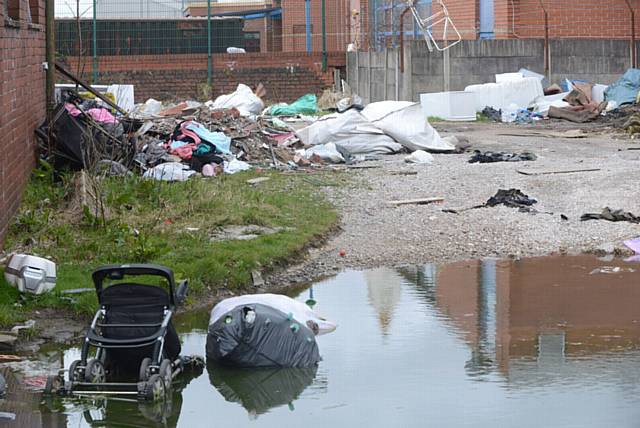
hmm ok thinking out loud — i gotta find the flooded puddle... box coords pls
[2,255,640,427]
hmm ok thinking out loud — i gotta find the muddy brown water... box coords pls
[1,255,640,427]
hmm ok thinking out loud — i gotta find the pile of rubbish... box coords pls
[38,72,456,182]
[423,68,640,126]
[468,151,536,164]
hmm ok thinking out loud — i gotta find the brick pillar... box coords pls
[493,0,513,39]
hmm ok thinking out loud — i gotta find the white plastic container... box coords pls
[420,91,476,121]
[464,77,544,113]
[4,254,56,295]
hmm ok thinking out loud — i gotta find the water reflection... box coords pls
[4,255,640,427]
[208,365,320,418]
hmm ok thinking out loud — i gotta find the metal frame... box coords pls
[409,0,461,52]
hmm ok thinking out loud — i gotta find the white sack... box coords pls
[305,143,345,163]
[296,109,402,155]
[208,84,264,117]
[362,102,455,152]
[209,293,337,335]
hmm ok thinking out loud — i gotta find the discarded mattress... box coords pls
[361,102,455,152]
[206,294,336,368]
[295,109,403,156]
[604,68,640,106]
[465,77,544,112]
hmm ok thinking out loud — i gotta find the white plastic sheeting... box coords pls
[465,77,544,113]
[296,109,403,156]
[209,293,338,335]
[207,84,264,117]
[305,143,345,163]
[362,102,455,152]
[296,102,452,155]
[530,92,571,116]
[142,162,196,181]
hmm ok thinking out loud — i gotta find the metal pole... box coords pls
[305,0,312,52]
[207,0,212,87]
[322,0,327,71]
[624,0,637,68]
[46,0,55,118]
[92,0,97,82]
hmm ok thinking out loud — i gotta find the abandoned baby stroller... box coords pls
[45,264,203,401]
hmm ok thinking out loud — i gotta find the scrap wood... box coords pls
[387,197,444,206]
[55,62,127,115]
[246,177,270,185]
[516,168,600,176]
[390,171,418,176]
[0,354,22,362]
[497,129,588,139]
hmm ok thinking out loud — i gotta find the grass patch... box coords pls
[0,167,339,326]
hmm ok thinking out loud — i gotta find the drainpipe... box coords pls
[322,0,327,71]
[305,0,311,52]
[398,6,411,73]
[207,0,212,87]
[624,0,637,68]
[92,0,97,82]
[537,0,550,80]
[45,0,56,119]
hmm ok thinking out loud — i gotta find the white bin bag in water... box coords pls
[295,109,403,156]
[361,102,455,153]
[209,293,337,335]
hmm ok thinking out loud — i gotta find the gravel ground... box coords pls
[267,121,640,286]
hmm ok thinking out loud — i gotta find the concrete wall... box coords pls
[0,0,46,248]
[347,39,635,103]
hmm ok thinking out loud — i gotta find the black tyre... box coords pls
[84,359,106,384]
[69,360,83,382]
[139,357,152,382]
[44,375,63,395]
[159,359,172,389]
[142,374,166,402]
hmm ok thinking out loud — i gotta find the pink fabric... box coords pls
[64,103,117,124]
[87,108,117,124]
[65,103,82,116]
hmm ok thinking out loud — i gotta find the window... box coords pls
[6,0,20,21]
[28,0,40,24]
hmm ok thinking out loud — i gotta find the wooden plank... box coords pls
[387,197,444,206]
[516,168,600,176]
[246,177,271,185]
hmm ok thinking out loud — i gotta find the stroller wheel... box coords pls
[142,374,166,401]
[139,357,152,382]
[159,359,172,389]
[44,375,63,395]
[84,359,106,383]
[69,360,83,382]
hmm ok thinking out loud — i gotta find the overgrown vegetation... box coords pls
[0,165,339,326]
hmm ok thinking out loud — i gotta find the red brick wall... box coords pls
[0,0,46,248]
[63,52,344,103]
[282,0,351,52]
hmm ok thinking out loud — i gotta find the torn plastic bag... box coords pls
[208,84,264,117]
[361,102,455,153]
[604,69,640,106]
[206,303,321,368]
[305,143,345,163]
[142,162,196,181]
[296,109,402,155]
[210,293,337,335]
[267,94,318,116]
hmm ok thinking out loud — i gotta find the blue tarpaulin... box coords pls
[604,69,640,106]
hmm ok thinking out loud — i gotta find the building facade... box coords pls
[0,0,46,248]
